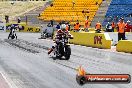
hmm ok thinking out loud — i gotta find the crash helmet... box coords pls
[60,24,66,31]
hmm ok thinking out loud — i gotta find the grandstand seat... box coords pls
[103,0,132,26]
[39,0,102,26]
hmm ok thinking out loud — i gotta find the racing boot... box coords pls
[48,48,53,55]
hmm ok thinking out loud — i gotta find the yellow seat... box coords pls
[39,0,102,27]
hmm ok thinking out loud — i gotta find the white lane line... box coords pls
[1,72,18,88]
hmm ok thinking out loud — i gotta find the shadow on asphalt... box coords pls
[49,56,68,60]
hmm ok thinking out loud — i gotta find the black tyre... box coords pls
[56,51,63,59]
[79,76,86,85]
[8,34,11,39]
[56,43,63,59]
[11,35,15,39]
[8,36,10,39]
[16,35,17,39]
[65,45,71,60]
[76,75,86,86]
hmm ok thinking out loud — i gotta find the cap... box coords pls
[120,17,124,20]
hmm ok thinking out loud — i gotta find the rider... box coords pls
[8,24,15,36]
[48,24,73,55]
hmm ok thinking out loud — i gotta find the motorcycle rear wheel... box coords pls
[65,46,71,60]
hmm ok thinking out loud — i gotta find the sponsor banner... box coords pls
[69,32,111,49]
[76,74,131,85]
[24,26,40,33]
[86,74,130,83]
[5,23,40,33]
[6,23,26,32]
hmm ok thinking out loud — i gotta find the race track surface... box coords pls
[0,32,132,88]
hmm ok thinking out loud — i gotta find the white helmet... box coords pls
[60,24,66,30]
[127,20,130,23]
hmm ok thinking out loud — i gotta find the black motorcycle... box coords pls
[8,29,17,39]
[54,34,72,60]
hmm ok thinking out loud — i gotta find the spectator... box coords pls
[47,23,52,27]
[17,17,21,23]
[11,1,14,5]
[125,20,132,32]
[56,23,60,29]
[95,21,102,33]
[38,14,40,17]
[116,17,126,41]
[72,1,75,8]
[95,2,98,5]
[5,15,9,23]
[50,20,53,27]
[74,20,81,32]
[115,16,118,23]
[50,3,53,7]
[65,22,70,31]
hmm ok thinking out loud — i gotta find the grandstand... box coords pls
[103,0,132,26]
[38,0,132,28]
[1,0,131,28]
[0,0,46,1]
[0,1,45,22]
[39,0,103,26]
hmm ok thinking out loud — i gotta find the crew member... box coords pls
[74,20,81,32]
[117,17,126,41]
[65,22,70,31]
[95,21,102,33]
[84,16,89,32]
[111,21,115,32]
[125,20,131,32]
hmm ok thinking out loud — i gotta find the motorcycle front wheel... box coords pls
[65,45,71,60]
[56,42,65,59]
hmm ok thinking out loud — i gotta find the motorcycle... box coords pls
[40,24,54,39]
[8,29,17,39]
[54,34,72,60]
[41,29,48,39]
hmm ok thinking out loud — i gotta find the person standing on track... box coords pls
[95,21,102,33]
[84,16,89,32]
[116,17,126,41]
[111,21,115,32]
[74,20,81,32]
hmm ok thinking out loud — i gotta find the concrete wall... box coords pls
[69,31,111,49]
[108,32,132,46]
